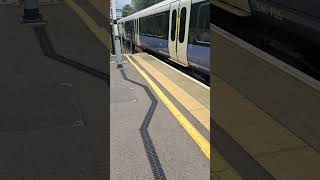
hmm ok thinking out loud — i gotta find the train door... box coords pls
[134,19,137,44]
[168,1,179,62]
[133,19,140,46]
[136,18,140,46]
[129,20,133,43]
[176,0,191,66]
[169,0,191,66]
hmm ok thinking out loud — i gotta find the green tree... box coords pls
[122,4,134,17]
[131,0,164,12]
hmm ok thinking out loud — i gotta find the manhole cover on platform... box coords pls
[0,82,84,132]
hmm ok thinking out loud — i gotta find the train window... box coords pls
[154,13,166,38]
[143,17,148,35]
[171,10,177,41]
[129,20,134,39]
[146,16,153,36]
[143,18,146,35]
[147,16,152,36]
[196,3,210,44]
[138,12,169,39]
[159,14,163,37]
[139,18,143,35]
[145,17,150,35]
[179,7,187,43]
[142,17,146,35]
[153,15,159,37]
[164,11,169,39]
[140,17,145,35]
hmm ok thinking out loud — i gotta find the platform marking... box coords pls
[147,53,210,90]
[133,55,210,131]
[127,55,210,159]
[130,54,243,178]
[65,0,111,50]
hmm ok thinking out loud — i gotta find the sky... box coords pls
[117,0,131,8]
[111,0,131,18]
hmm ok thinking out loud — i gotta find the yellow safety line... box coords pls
[127,55,210,159]
[64,0,111,49]
[134,55,210,130]
[63,2,240,177]
[128,55,242,179]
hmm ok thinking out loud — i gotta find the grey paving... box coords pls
[110,57,209,180]
[139,53,210,110]
[0,4,108,180]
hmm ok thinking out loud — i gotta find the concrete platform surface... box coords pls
[211,25,320,180]
[110,55,210,180]
[0,2,108,179]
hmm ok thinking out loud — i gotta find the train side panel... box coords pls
[187,1,210,75]
[139,35,169,57]
[212,0,320,45]
[250,0,320,45]
[138,11,170,56]
[212,0,251,16]
[120,0,210,75]
[268,0,320,19]
[188,45,210,74]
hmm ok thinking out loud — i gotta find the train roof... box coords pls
[118,0,207,23]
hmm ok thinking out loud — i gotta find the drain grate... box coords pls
[120,69,167,180]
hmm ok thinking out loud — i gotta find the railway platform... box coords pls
[212,25,320,180]
[0,1,108,179]
[110,53,230,179]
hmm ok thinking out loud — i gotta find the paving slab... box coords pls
[110,56,209,180]
[212,25,320,179]
[0,3,108,179]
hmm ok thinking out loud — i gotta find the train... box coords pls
[118,0,210,76]
[212,0,320,45]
